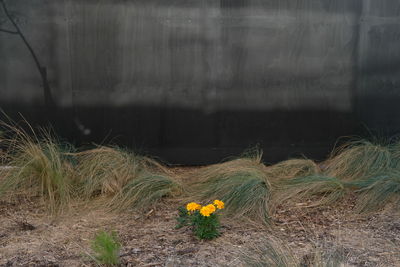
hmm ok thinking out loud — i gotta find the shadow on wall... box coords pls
[1,0,400,164]
[0,0,56,110]
[1,103,360,165]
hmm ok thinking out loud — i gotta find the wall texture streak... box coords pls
[0,0,399,164]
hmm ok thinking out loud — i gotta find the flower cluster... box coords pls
[200,204,216,217]
[186,200,224,217]
[176,200,225,240]
[213,199,224,210]
[186,202,201,212]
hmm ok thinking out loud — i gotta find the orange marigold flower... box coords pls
[213,200,224,209]
[200,206,212,217]
[206,204,216,213]
[186,202,201,212]
[200,204,216,217]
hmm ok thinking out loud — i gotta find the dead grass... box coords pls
[74,147,143,199]
[390,140,400,169]
[351,170,400,213]
[110,172,184,211]
[270,175,347,211]
[73,146,184,211]
[0,122,74,214]
[1,119,400,218]
[266,158,320,183]
[324,140,394,181]
[186,153,272,225]
[0,120,183,214]
[237,236,349,267]
[266,139,400,212]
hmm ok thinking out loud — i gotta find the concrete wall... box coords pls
[1,0,400,164]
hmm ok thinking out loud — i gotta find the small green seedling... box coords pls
[91,230,121,266]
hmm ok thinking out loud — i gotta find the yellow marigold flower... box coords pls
[186,202,201,212]
[200,206,211,217]
[206,204,216,213]
[213,200,224,209]
[200,204,216,217]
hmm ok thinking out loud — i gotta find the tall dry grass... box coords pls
[110,172,183,211]
[0,119,183,213]
[186,151,272,224]
[324,140,394,181]
[350,170,400,212]
[270,139,400,212]
[74,147,143,198]
[237,236,348,267]
[1,117,400,217]
[265,159,319,183]
[0,122,74,214]
[270,175,347,211]
[73,146,183,210]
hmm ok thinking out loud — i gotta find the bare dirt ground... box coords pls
[1,195,399,267]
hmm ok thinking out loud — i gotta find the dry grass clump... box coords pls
[238,237,298,266]
[110,172,184,211]
[237,237,348,267]
[259,158,324,211]
[267,139,400,212]
[187,152,271,224]
[390,141,400,169]
[0,119,183,213]
[270,175,346,211]
[351,170,400,213]
[268,140,399,211]
[74,147,143,199]
[74,146,182,210]
[265,159,319,183]
[2,117,400,217]
[0,124,74,214]
[324,140,394,181]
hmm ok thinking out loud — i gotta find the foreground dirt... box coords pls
[0,196,399,267]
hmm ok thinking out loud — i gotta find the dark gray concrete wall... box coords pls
[0,0,399,164]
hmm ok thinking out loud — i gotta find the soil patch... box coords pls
[1,196,399,266]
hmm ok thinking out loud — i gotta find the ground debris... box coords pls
[0,199,399,266]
